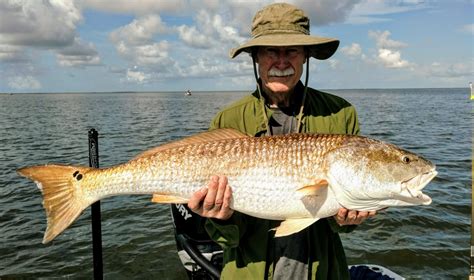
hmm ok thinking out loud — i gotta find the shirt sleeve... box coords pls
[205,212,249,248]
[345,105,360,135]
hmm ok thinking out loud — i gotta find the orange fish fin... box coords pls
[132,128,249,159]
[273,218,320,237]
[296,179,329,196]
[17,165,93,244]
[151,194,189,204]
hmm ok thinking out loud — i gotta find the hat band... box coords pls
[252,24,309,38]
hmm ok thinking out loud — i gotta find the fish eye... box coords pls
[402,156,411,164]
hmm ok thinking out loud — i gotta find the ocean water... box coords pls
[0,88,470,279]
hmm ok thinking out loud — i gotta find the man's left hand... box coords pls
[334,208,376,226]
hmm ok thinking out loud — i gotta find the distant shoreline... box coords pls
[0,87,468,95]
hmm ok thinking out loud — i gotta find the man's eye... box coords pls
[287,49,299,55]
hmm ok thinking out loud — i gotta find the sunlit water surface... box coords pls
[0,88,470,279]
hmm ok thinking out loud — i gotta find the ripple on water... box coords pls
[1,89,470,279]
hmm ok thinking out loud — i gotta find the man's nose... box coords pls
[274,50,290,65]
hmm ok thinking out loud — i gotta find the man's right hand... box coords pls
[188,175,234,220]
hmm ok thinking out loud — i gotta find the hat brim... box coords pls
[230,33,339,60]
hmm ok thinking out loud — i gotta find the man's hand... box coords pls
[188,175,234,220]
[334,208,376,226]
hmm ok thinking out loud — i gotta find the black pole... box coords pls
[88,129,103,279]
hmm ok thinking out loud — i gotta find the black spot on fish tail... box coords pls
[76,174,83,181]
[73,171,79,177]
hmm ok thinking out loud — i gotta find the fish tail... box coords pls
[17,165,93,244]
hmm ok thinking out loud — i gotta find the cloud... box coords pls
[109,15,168,45]
[7,75,41,90]
[0,0,81,47]
[427,61,474,78]
[460,23,474,35]
[348,0,430,24]
[56,38,101,67]
[108,7,249,84]
[296,0,362,26]
[341,43,362,58]
[109,15,175,69]
[328,59,340,69]
[377,48,410,68]
[368,30,407,49]
[125,67,149,83]
[177,25,210,49]
[0,0,102,78]
[0,44,28,62]
[177,10,242,49]
[83,0,188,15]
[368,30,411,68]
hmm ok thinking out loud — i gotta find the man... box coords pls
[188,3,375,279]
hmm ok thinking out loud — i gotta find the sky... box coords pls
[0,0,473,93]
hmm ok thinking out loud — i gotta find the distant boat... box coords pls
[470,82,473,100]
[185,90,192,96]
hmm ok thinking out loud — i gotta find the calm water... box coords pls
[0,88,470,279]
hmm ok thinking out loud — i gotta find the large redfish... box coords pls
[17,129,436,244]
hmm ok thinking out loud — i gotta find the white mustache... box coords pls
[268,68,294,77]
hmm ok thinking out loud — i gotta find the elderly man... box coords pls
[188,3,375,279]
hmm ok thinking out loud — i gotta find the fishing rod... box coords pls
[467,82,473,280]
[88,129,103,280]
[471,118,474,280]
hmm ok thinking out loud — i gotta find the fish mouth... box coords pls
[398,169,437,205]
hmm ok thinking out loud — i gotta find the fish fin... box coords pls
[296,179,329,196]
[151,194,189,204]
[17,165,93,244]
[273,218,320,237]
[132,128,249,159]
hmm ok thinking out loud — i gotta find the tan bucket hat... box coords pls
[230,3,339,60]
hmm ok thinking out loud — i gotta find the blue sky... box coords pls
[0,0,472,93]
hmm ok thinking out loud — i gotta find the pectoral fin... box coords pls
[152,194,188,204]
[273,218,320,237]
[296,179,329,196]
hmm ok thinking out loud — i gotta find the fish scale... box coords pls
[17,128,436,243]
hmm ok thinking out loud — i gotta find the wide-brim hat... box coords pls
[230,3,339,60]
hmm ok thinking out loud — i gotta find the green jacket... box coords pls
[206,82,360,279]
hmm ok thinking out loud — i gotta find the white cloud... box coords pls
[368,30,411,69]
[377,48,410,68]
[56,38,101,67]
[177,10,243,49]
[0,0,103,90]
[427,61,473,78]
[7,75,41,90]
[460,23,474,35]
[177,25,210,49]
[328,59,340,69]
[109,15,168,45]
[126,68,149,83]
[108,7,248,84]
[341,43,362,58]
[134,42,173,65]
[296,0,361,26]
[82,0,188,15]
[349,0,430,24]
[0,0,82,47]
[0,44,27,62]
[109,15,174,69]
[368,30,407,49]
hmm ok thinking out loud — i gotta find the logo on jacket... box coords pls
[176,204,193,220]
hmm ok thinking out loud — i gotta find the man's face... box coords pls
[256,46,306,95]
